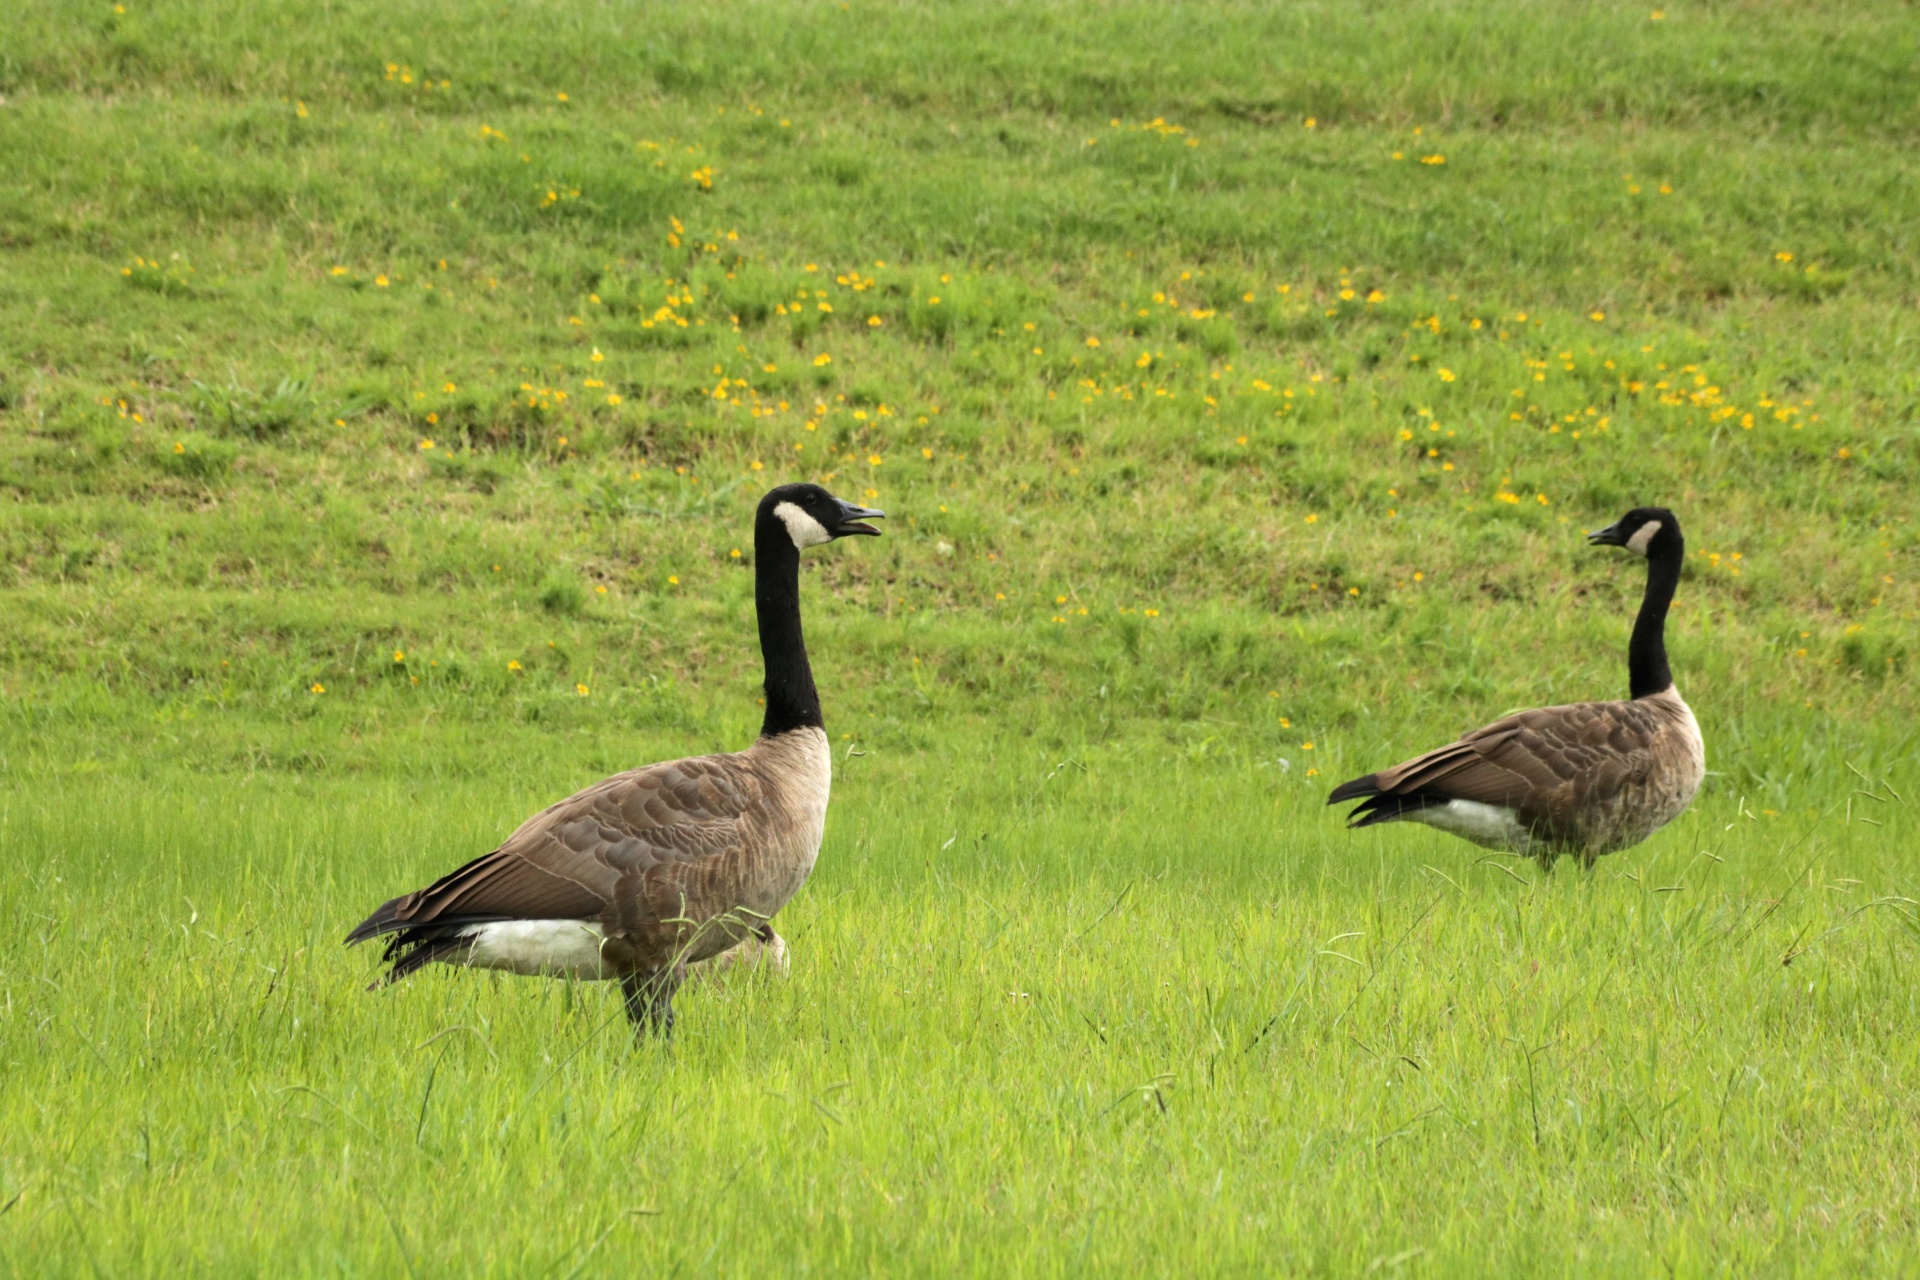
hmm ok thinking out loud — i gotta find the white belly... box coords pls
[456,919,616,979]
[1409,800,1538,853]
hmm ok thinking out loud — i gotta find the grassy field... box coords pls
[2,0,1918,1272]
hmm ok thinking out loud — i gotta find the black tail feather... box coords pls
[376,926,479,985]
[343,895,413,946]
[1339,791,1452,830]
[346,901,512,987]
[1326,773,1383,805]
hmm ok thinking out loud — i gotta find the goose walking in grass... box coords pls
[1329,506,1704,867]
[346,483,884,1034]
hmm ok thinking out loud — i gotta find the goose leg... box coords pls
[621,969,681,1037]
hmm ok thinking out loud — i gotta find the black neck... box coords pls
[1629,538,1682,699]
[753,521,822,737]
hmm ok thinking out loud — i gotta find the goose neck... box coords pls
[752,524,822,736]
[1629,538,1682,699]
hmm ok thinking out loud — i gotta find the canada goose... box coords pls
[345,483,884,1034]
[1328,507,1704,866]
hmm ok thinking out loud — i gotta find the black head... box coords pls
[1587,506,1682,559]
[756,483,886,549]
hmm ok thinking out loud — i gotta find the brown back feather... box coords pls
[372,754,762,942]
[1356,700,1671,836]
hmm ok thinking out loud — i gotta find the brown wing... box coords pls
[1334,700,1663,836]
[346,753,761,966]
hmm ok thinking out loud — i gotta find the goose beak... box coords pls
[832,499,886,537]
[1587,521,1626,547]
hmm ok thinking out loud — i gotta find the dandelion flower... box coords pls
[310,683,326,694]
[813,353,832,366]
[507,660,523,671]
[575,683,589,696]
[730,548,742,559]
[1438,368,1456,382]
[393,650,406,663]
[668,575,680,585]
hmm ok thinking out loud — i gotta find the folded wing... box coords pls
[1330,702,1657,840]
[346,754,761,979]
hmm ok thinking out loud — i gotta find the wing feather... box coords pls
[349,754,761,938]
[1332,701,1666,837]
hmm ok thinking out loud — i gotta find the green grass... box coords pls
[2,0,1918,1272]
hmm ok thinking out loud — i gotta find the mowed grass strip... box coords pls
[1,0,1917,1272]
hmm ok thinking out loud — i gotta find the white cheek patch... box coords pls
[1625,519,1663,557]
[773,501,832,548]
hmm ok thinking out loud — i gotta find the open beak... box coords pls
[833,499,886,537]
[1586,521,1626,547]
